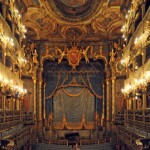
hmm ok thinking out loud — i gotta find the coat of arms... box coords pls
[56,45,90,69]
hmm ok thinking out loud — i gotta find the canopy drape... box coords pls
[45,62,103,99]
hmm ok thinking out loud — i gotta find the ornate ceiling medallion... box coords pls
[45,0,102,24]
[60,0,88,7]
[61,26,87,40]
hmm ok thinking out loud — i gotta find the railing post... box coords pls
[3,110,5,124]
[126,110,128,126]
[143,109,145,123]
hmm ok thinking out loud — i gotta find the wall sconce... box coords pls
[0,23,14,50]
[122,70,150,97]
[19,57,27,68]
[0,73,27,97]
[9,1,27,38]
[144,71,150,82]
[121,56,130,67]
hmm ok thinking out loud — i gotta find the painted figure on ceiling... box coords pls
[61,0,87,7]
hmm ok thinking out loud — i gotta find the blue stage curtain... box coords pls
[45,71,60,99]
[96,97,103,117]
[45,62,103,99]
[52,87,95,129]
[44,61,104,122]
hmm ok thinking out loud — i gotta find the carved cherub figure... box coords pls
[109,48,116,63]
[82,45,90,63]
[56,47,66,64]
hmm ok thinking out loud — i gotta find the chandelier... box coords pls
[0,24,14,50]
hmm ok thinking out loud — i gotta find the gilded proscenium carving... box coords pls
[37,67,43,121]
[111,77,116,122]
[32,77,37,121]
[56,45,90,69]
[43,83,46,120]
[102,83,105,125]
[106,77,111,121]
[93,45,108,65]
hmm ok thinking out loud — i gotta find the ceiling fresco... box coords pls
[20,0,124,42]
[47,0,102,22]
[59,0,88,7]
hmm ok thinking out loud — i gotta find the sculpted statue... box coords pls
[82,45,90,63]
[56,47,66,64]
[109,48,116,63]
[32,49,38,64]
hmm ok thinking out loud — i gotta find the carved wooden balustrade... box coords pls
[0,110,34,130]
[117,126,141,150]
[126,109,150,132]
[23,112,34,125]
[0,110,23,130]
[4,126,32,150]
[115,109,150,132]
[114,111,125,125]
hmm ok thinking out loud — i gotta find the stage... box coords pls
[56,129,91,139]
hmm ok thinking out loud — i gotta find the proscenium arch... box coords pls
[41,55,55,67]
[43,58,106,128]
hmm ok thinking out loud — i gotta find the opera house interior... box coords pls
[0,0,150,150]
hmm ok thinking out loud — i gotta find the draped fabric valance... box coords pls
[44,61,104,99]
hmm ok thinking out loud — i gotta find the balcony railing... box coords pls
[23,112,34,125]
[114,109,150,132]
[117,126,142,150]
[2,126,32,150]
[0,110,23,130]
[0,110,34,130]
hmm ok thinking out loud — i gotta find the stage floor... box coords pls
[55,129,91,138]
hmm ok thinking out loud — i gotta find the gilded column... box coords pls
[43,83,46,120]
[111,77,116,122]
[106,78,111,121]
[3,94,5,110]
[37,67,43,121]
[32,77,37,121]
[102,83,105,125]
[142,94,146,109]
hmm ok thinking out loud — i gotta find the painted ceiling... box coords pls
[18,0,125,42]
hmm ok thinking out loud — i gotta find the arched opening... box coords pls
[43,59,105,138]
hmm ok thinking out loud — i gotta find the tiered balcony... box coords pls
[117,126,142,150]
[1,126,32,150]
[126,109,150,132]
[115,109,150,132]
[0,111,34,149]
[0,110,34,130]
